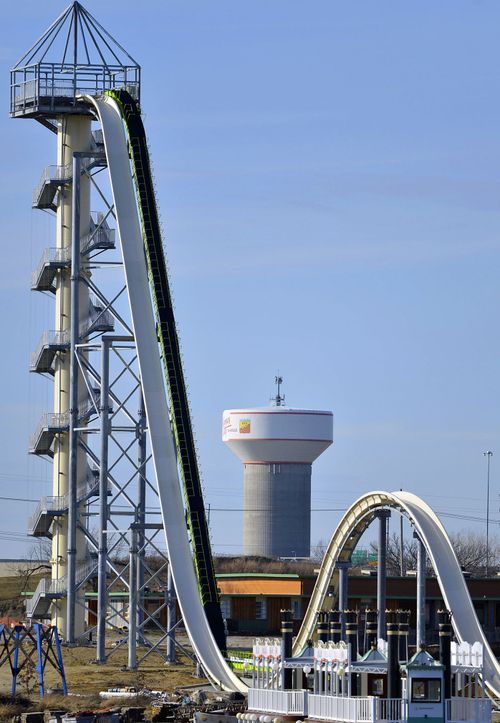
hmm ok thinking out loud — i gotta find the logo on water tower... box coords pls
[239,418,251,434]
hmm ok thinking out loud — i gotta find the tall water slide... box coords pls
[87,93,500,697]
[87,94,244,693]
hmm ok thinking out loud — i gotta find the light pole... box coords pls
[483,451,493,577]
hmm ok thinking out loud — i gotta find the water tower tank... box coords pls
[222,392,333,557]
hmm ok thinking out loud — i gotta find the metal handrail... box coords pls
[32,164,72,206]
[11,61,140,117]
[29,412,69,449]
[81,219,115,254]
[26,559,98,616]
[30,395,100,449]
[28,469,99,533]
[31,247,71,288]
[30,330,70,370]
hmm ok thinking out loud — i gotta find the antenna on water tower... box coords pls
[273,374,285,407]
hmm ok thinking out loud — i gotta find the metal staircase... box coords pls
[81,212,115,255]
[29,394,106,457]
[30,330,70,374]
[30,299,114,377]
[31,247,70,293]
[32,164,71,210]
[32,148,107,212]
[28,465,100,537]
[26,560,98,619]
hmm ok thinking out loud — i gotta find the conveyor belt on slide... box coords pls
[87,94,244,692]
[104,89,225,652]
[294,490,500,700]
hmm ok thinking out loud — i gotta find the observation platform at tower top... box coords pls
[222,406,334,464]
[10,2,140,121]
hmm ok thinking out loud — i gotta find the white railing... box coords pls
[30,330,70,370]
[28,469,100,533]
[30,396,100,450]
[26,560,98,616]
[29,412,69,449]
[81,215,115,253]
[376,698,406,722]
[308,694,376,722]
[82,298,115,336]
[26,575,66,617]
[28,495,65,533]
[248,688,307,716]
[32,164,72,205]
[31,247,70,287]
[446,697,491,722]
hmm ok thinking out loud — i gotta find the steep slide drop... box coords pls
[294,490,500,699]
[104,89,226,654]
[87,93,245,693]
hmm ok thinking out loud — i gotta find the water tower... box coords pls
[222,378,333,557]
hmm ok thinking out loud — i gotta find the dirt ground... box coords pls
[0,637,206,699]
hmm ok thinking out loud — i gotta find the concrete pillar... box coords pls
[128,527,138,670]
[328,609,341,643]
[96,336,110,663]
[398,609,410,663]
[52,115,91,639]
[438,609,452,700]
[414,531,427,648]
[386,611,401,700]
[280,609,293,689]
[345,611,358,696]
[336,561,351,640]
[136,391,146,645]
[317,611,329,643]
[365,608,378,652]
[166,565,176,663]
[376,510,391,640]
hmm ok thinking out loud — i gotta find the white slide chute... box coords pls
[85,94,499,699]
[294,490,500,698]
[87,94,246,693]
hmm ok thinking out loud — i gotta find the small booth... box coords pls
[406,649,444,723]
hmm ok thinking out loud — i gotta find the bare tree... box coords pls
[15,540,51,594]
[311,538,329,561]
[370,530,500,576]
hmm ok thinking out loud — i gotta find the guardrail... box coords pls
[31,247,70,288]
[81,223,115,254]
[32,164,72,206]
[28,468,100,534]
[248,688,307,716]
[446,697,491,722]
[29,412,69,450]
[30,330,70,371]
[308,693,377,722]
[26,560,98,617]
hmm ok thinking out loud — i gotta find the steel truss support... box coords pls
[0,623,67,699]
[30,146,176,665]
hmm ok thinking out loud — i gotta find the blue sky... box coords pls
[2,1,500,555]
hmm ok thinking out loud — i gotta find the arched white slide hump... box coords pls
[86,94,246,693]
[294,490,500,698]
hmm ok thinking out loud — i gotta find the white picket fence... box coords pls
[446,697,491,722]
[308,695,405,722]
[248,690,491,723]
[248,688,307,716]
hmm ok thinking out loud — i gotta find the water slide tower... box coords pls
[222,378,333,557]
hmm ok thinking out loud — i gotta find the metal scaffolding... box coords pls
[26,98,176,669]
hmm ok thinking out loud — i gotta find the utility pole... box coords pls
[483,451,493,577]
[399,489,404,577]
